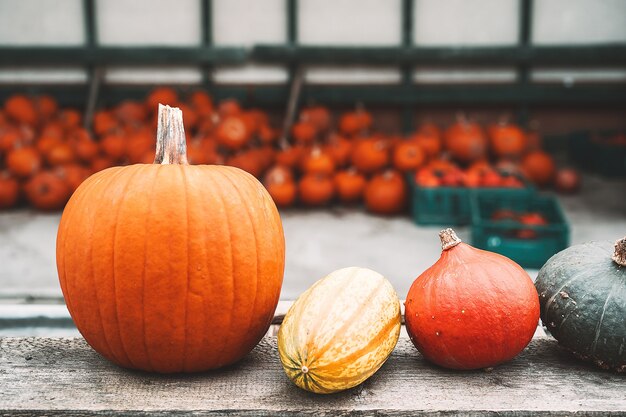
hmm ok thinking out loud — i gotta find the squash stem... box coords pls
[439,228,462,251]
[613,237,626,267]
[154,104,189,165]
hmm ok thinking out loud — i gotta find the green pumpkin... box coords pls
[535,237,625,372]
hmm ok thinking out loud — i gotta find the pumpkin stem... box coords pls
[612,237,626,267]
[154,104,188,165]
[439,228,462,251]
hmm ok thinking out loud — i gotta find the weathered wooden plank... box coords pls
[0,336,624,416]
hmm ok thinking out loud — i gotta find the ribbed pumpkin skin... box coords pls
[57,164,285,373]
[535,241,625,372]
[278,267,401,394]
[405,241,539,370]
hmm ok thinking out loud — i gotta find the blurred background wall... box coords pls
[0,0,624,132]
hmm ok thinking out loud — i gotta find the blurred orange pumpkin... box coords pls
[364,170,407,215]
[0,172,19,208]
[23,171,71,210]
[521,151,556,186]
[351,138,389,174]
[393,141,426,172]
[334,169,366,204]
[445,116,487,163]
[299,174,335,206]
[6,147,41,178]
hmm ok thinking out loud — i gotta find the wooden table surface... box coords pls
[1,336,624,416]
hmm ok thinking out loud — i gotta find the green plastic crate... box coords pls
[408,174,534,226]
[568,130,626,177]
[469,193,570,269]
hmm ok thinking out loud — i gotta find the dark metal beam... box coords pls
[517,0,534,125]
[0,47,248,65]
[401,0,414,132]
[1,84,624,107]
[252,45,626,66]
[200,0,214,87]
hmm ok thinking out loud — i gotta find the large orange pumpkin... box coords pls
[57,105,285,373]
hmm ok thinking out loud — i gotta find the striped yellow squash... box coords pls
[277,267,401,393]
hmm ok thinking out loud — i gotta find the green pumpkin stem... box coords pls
[154,103,189,165]
[439,228,462,251]
[612,237,626,267]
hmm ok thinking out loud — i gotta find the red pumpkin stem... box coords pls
[154,104,188,165]
[613,237,626,267]
[439,228,462,251]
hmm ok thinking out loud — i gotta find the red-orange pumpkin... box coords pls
[275,146,305,169]
[554,168,581,194]
[226,151,263,178]
[291,120,318,145]
[36,135,62,155]
[0,129,23,153]
[299,173,335,206]
[46,143,76,166]
[364,170,407,215]
[4,95,38,125]
[90,156,116,173]
[334,169,366,204]
[6,147,42,178]
[35,95,58,120]
[300,106,331,132]
[301,147,335,175]
[93,110,119,136]
[339,108,373,136]
[521,151,556,186]
[324,133,352,167]
[351,138,389,174]
[393,141,426,172]
[216,116,251,150]
[264,166,297,208]
[100,134,127,161]
[57,104,285,373]
[409,130,441,159]
[24,171,71,210]
[445,116,487,163]
[55,164,91,193]
[146,87,178,111]
[0,172,19,208]
[405,229,539,370]
[116,100,148,125]
[489,122,527,158]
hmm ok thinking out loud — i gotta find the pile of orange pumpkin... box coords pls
[265,105,412,215]
[410,114,581,193]
[0,95,94,210]
[0,91,581,212]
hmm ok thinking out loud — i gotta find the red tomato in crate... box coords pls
[491,209,518,222]
[517,212,548,239]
